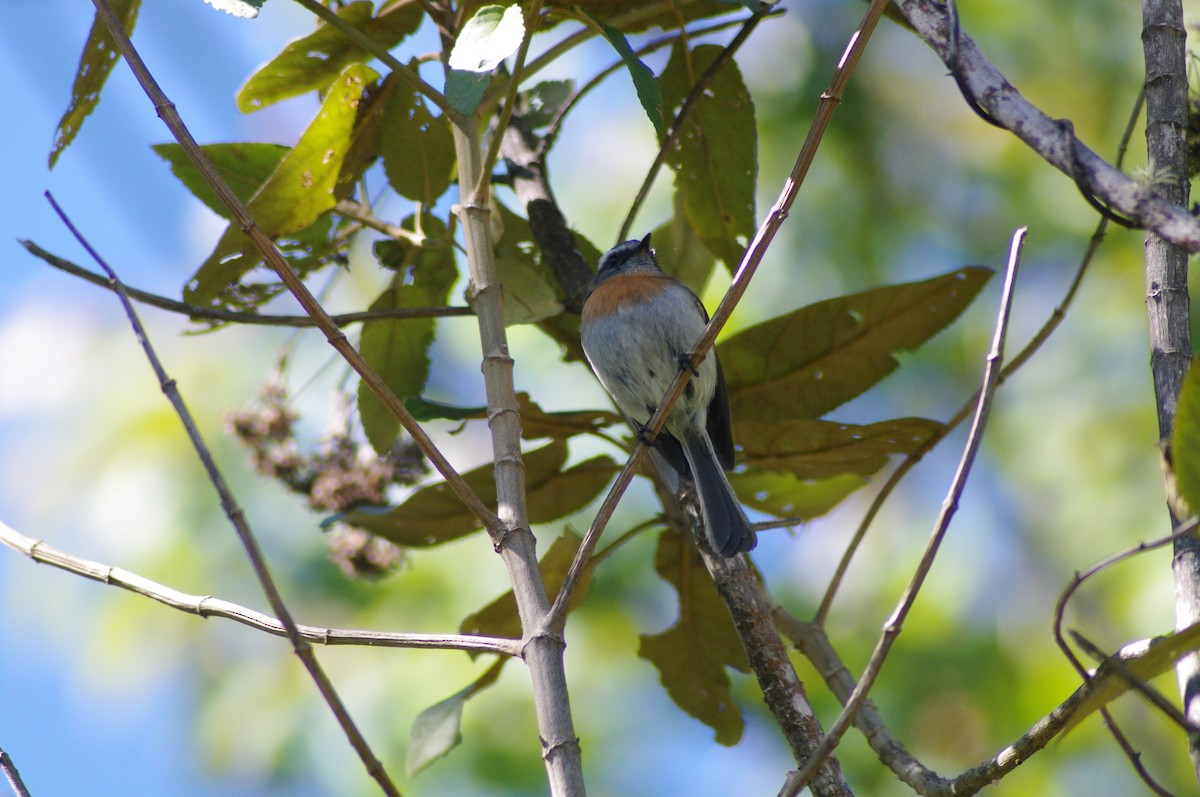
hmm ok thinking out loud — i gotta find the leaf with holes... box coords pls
[381,81,455,204]
[237,0,421,112]
[184,64,379,307]
[659,42,756,269]
[721,267,992,422]
[50,0,141,168]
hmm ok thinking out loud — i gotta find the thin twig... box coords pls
[0,519,521,657]
[781,227,1025,797]
[21,239,473,327]
[89,0,503,539]
[45,193,404,797]
[815,87,1147,626]
[549,0,893,635]
[1072,630,1198,736]
[0,748,31,797]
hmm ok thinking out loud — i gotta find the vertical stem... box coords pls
[1140,0,1198,782]
[451,118,586,796]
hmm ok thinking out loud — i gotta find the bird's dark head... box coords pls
[593,234,660,286]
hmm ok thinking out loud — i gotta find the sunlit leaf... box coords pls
[152,143,289,218]
[729,470,867,521]
[639,530,748,745]
[1171,357,1200,515]
[459,530,592,647]
[406,659,505,776]
[446,4,526,115]
[721,267,992,422]
[237,0,422,112]
[660,42,756,269]
[581,9,664,136]
[184,64,379,307]
[336,442,617,546]
[50,0,141,168]
[737,417,942,479]
[203,0,265,17]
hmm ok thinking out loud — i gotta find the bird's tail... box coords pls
[682,433,756,556]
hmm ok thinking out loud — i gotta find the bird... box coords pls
[580,234,756,556]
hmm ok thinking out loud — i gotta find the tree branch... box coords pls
[894,0,1200,251]
[45,190,403,797]
[0,747,31,797]
[782,228,1025,797]
[0,519,521,656]
[1139,0,1200,785]
[451,94,587,797]
[21,239,474,327]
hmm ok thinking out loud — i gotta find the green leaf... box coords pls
[184,64,379,307]
[639,530,747,745]
[728,470,867,521]
[736,417,943,479]
[651,191,717,297]
[497,258,563,325]
[406,659,505,776]
[659,42,757,269]
[721,267,992,422]
[516,392,622,441]
[1172,356,1200,515]
[446,4,526,116]
[203,0,264,17]
[358,232,457,453]
[237,0,422,112]
[380,83,456,204]
[517,79,575,128]
[581,9,665,136]
[152,143,289,219]
[459,530,592,645]
[50,0,141,168]
[338,441,618,546]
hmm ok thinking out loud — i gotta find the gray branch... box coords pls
[895,0,1200,251]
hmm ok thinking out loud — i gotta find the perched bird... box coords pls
[580,234,756,556]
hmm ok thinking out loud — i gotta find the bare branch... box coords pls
[45,191,404,797]
[699,550,854,796]
[782,227,1025,796]
[893,0,1200,251]
[21,239,474,328]
[0,519,521,656]
[0,748,32,797]
[816,87,1147,625]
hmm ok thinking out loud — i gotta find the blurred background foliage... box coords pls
[1,0,1196,795]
